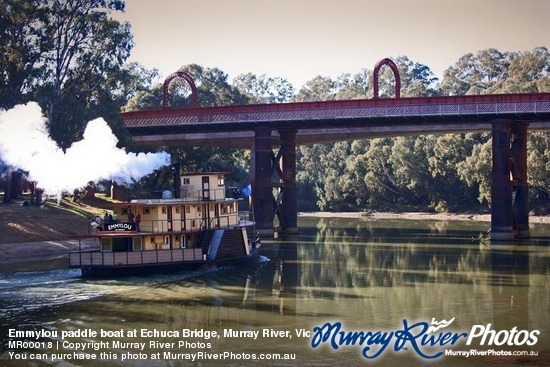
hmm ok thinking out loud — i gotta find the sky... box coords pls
[117,0,550,89]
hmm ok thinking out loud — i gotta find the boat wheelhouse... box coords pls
[69,172,260,277]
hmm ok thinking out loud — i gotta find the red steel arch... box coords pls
[162,71,198,108]
[373,58,401,99]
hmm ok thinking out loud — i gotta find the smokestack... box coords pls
[172,162,181,199]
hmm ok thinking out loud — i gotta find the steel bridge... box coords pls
[120,61,550,242]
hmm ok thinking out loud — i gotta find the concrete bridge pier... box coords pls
[490,120,530,242]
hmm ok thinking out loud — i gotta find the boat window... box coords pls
[143,207,150,215]
[175,206,180,214]
[217,175,225,186]
[121,208,128,215]
[162,206,167,215]
[101,238,111,251]
[182,177,190,185]
[133,237,142,251]
[186,206,191,214]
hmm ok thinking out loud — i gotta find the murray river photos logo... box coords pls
[310,318,540,360]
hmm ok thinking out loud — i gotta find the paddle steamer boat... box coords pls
[69,172,260,277]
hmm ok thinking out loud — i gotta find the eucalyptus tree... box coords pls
[233,73,294,104]
[527,131,550,212]
[389,136,432,206]
[396,56,439,97]
[439,49,509,95]
[491,47,550,93]
[0,0,134,150]
[456,140,492,205]
[334,71,370,100]
[426,133,483,211]
[440,47,550,211]
[293,75,338,102]
[293,56,441,211]
[0,0,46,108]
[40,0,133,149]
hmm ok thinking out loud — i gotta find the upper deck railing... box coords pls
[91,211,254,235]
[132,188,239,202]
[69,247,203,268]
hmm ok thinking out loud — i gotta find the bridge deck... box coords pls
[121,93,550,147]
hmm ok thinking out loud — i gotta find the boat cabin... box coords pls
[69,172,259,277]
[97,172,248,251]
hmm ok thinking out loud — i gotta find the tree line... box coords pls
[1,0,548,213]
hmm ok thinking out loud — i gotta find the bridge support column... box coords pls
[252,127,274,235]
[491,120,514,241]
[511,123,530,239]
[276,130,298,235]
[490,121,531,242]
[491,121,514,242]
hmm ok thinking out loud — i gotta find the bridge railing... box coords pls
[123,100,550,127]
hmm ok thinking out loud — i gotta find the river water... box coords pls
[0,217,548,367]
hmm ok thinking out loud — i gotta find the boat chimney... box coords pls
[110,181,127,201]
[172,162,181,199]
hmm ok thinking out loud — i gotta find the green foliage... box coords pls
[527,131,550,213]
[0,0,46,107]
[179,64,248,107]
[293,76,338,102]
[456,138,492,205]
[0,0,133,150]
[440,47,550,95]
[233,73,294,103]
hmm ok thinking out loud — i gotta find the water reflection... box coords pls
[0,218,548,366]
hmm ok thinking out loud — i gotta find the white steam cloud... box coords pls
[0,102,170,195]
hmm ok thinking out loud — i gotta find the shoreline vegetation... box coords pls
[0,199,548,263]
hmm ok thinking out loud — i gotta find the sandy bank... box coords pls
[0,238,99,263]
[299,211,550,224]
